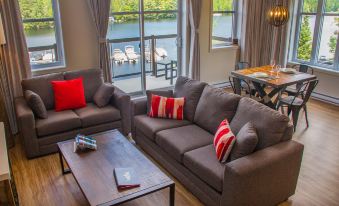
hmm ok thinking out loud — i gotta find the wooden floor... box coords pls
[8,98,339,206]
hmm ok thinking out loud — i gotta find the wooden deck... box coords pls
[9,97,339,206]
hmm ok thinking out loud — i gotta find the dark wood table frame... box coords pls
[231,66,317,109]
[57,131,175,206]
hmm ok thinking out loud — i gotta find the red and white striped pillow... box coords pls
[213,119,236,163]
[149,94,185,120]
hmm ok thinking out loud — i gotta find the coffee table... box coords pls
[57,130,175,206]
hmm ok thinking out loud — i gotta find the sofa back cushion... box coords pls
[194,86,241,134]
[21,73,64,110]
[64,68,103,103]
[174,76,207,121]
[230,97,290,151]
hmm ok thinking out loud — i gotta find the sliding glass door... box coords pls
[107,0,182,95]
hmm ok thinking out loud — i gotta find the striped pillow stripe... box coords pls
[214,119,236,163]
[149,94,184,120]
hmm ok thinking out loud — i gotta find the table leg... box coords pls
[233,77,242,95]
[170,62,174,85]
[59,148,71,175]
[169,184,175,206]
[252,82,276,109]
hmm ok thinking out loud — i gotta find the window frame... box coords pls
[291,0,339,71]
[21,0,66,71]
[210,0,238,50]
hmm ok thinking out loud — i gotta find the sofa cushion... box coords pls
[213,119,236,163]
[229,122,258,161]
[156,125,213,162]
[230,97,290,150]
[21,73,64,110]
[183,144,225,192]
[174,76,207,121]
[194,85,241,134]
[134,114,191,141]
[24,90,48,119]
[36,110,81,137]
[64,69,103,103]
[74,103,121,128]
[146,90,173,114]
[52,78,87,112]
[93,83,115,107]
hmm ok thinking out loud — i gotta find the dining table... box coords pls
[231,65,317,109]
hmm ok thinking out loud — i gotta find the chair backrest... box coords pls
[235,62,250,70]
[301,80,318,105]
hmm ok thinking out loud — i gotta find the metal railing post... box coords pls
[151,35,157,76]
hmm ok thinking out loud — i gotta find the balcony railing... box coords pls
[28,44,58,65]
[108,34,177,80]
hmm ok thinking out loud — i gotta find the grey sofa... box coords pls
[132,76,303,206]
[15,69,131,158]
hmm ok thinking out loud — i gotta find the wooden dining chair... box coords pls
[233,61,257,96]
[285,64,314,98]
[235,62,251,71]
[278,79,319,131]
[229,75,263,102]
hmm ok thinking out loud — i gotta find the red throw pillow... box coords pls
[51,77,86,112]
[213,119,236,163]
[149,94,184,120]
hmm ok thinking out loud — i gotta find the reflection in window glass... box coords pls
[296,15,316,61]
[317,16,338,65]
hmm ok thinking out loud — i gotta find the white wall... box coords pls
[311,70,339,104]
[199,0,239,85]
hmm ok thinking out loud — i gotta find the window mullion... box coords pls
[310,0,325,64]
[334,34,339,70]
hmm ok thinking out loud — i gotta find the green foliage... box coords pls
[297,16,312,61]
[213,0,233,11]
[328,17,338,54]
[328,35,337,54]
[19,0,54,30]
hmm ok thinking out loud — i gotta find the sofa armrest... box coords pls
[15,97,39,158]
[131,97,147,137]
[111,87,131,135]
[221,140,303,206]
[131,97,147,116]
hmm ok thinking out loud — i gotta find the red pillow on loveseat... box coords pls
[51,77,86,111]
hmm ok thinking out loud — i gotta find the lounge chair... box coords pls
[112,49,127,64]
[125,45,139,63]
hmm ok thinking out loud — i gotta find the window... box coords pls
[108,0,182,94]
[291,0,339,70]
[19,0,65,70]
[210,0,237,49]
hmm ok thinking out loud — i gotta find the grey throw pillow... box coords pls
[174,76,207,121]
[229,122,258,161]
[93,83,115,107]
[24,90,48,119]
[146,90,173,114]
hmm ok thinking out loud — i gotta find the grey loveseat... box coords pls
[132,76,303,206]
[15,69,130,158]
